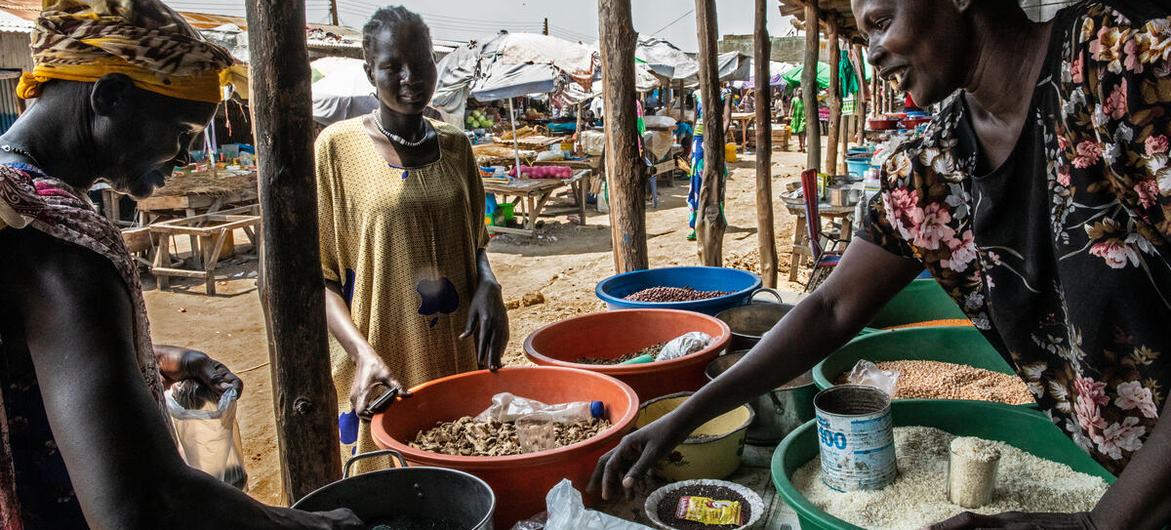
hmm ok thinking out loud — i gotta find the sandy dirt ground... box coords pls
[142,147,814,505]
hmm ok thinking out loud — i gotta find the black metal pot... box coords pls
[705,351,816,445]
[716,293,795,351]
[293,450,495,529]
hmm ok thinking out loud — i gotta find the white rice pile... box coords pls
[791,427,1108,530]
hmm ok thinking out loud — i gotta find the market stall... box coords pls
[482,169,591,237]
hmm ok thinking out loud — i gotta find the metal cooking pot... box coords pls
[705,351,816,445]
[293,450,495,529]
[716,291,794,351]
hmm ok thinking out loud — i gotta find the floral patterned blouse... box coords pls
[860,2,1171,475]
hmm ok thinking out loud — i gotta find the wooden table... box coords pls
[149,205,261,295]
[783,200,857,283]
[137,189,258,266]
[482,169,591,237]
[731,112,755,151]
[137,189,258,223]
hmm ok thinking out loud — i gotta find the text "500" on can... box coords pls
[813,384,897,491]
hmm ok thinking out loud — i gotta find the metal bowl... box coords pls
[706,351,816,445]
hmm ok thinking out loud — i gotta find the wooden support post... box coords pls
[244,0,341,503]
[598,0,648,273]
[661,74,673,115]
[802,0,821,172]
[825,18,841,176]
[753,0,777,288]
[695,0,727,266]
[575,103,584,155]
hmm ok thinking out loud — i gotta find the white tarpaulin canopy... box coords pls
[436,31,599,105]
[744,60,798,87]
[716,52,752,82]
[310,57,377,126]
[635,37,698,81]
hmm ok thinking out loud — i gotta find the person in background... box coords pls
[903,92,921,113]
[0,1,361,528]
[790,86,807,152]
[686,86,734,241]
[316,6,508,472]
[596,2,1171,529]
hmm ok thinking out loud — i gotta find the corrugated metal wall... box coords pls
[0,75,21,134]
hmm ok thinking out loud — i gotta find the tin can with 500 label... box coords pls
[813,384,897,491]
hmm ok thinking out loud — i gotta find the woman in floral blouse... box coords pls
[595,1,1171,528]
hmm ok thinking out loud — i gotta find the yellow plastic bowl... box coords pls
[636,391,754,481]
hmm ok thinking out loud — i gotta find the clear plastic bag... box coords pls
[509,479,652,530]
[655,332,713,362]
[475,392,599,424]
[845,359,900,398]
[166,380,248,490]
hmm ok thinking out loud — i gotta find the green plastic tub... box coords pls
[869,279,966,329]
[771,400,1115,530]
[813,327,1011,391]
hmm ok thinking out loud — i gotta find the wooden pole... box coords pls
[802,0,821,172]
[825,18,841,175]
[575,102,584,155]
[753,0,777,288]
[244,0,341,503]
[661,75,673,116]
[597,0,648,272]
[695,0,727,266]
[327,0,339,26]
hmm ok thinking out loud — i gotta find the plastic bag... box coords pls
[166,380,248,490]
[655,332,713,362]
[510,479,653,530]
[845,359,900,398]
[475,392,600,424]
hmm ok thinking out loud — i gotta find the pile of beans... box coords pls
[837,360,1034,405]
[624,287,730,303]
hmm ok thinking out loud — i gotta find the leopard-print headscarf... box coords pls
[16,0,235,103]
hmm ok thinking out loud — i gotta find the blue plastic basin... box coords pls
[595,266,763,316]
[845,157,871,177]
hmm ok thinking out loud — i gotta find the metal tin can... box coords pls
[813,385,897,491]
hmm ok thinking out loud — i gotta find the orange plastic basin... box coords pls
[523,309,732,400]
[370,367,639,528]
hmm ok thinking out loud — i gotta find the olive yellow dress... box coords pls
[315,116,488,464]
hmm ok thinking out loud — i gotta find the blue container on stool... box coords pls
[845,156,872,178]
[595,266,764,316]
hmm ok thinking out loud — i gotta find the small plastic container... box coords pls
[948,437,1001,508]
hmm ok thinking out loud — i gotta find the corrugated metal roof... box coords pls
[0,0,38,22]
[0,8,31,33]
[0,3,361,37]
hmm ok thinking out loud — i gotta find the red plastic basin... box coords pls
[371,367,639,528]
[523,309,731,400]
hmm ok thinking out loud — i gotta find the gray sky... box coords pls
[162,0,799,53]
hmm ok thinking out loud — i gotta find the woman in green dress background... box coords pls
[789,86,806,152]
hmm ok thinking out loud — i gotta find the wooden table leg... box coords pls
[202,228,230,295]
[153,235,172,291]
[789,215,806,283]
[576,180,587,225]
[185,208,202,269]
[525,195,538,236]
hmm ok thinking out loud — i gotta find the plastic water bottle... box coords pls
[475,392,605,424]
[476,393,606,453]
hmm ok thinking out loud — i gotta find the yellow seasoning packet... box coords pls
[675,496,743,526]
